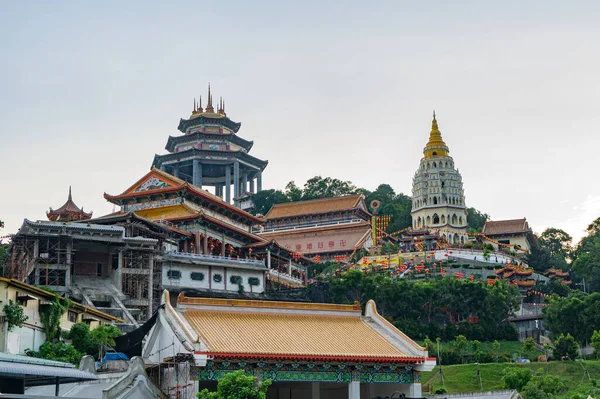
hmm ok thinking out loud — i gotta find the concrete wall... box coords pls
[162,263,265,294]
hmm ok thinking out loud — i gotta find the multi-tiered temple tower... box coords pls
[411,113,468,245]
[152,85,268,207]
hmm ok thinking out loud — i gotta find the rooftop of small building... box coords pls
[47,186,92,221]
[482,218,532,236]
[263,194,369,220]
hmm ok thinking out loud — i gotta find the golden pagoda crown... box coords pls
[190,83,226,119]
[423,111,449,158]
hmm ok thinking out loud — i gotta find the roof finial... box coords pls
[198,95,203,113]
[433,110,436,120]
[193,98,197,112]
[68,186,72,201]
[205,83,214,113]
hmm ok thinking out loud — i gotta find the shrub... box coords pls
[25,341,84,366]
[3,300,28,332]
[503,367,532,390]
[197,370,271,399]
[435,387,448,394]
[554,333,579,359]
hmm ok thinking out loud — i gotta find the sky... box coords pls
[1,1,599,245]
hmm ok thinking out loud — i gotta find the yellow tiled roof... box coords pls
[182,308,410,359]
[134,204,199,221]
[264,195,365,220]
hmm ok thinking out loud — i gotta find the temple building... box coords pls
[482,218,536,253]
[141,291,435,399]
[411,113,468,245]
[46,187,92,222]
[257,195,372,260]
[152,85,268,208]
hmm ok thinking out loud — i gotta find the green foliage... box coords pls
[25,341,84,366]
[3,300,28,332]
[454,335,468,360]
[523,337,536,354]
[39,296,70,342]
[553,334,579,360]
[435,387,448,394]
[528,228,572,273]
[503,366,532,390]
[197,370,271,399]
[250,189,289,216]
[68,323,122,358]
[521,374,566,399]
[543,292,600,343]
[591,330,600,359]
[69,323,92,354]
[467,208,489,233]
[315,270,520,341]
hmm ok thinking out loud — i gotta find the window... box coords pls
[68,310,78,323]
[167,270,181,279]
[248,277,260,286]
[190,272,205,281]
[96,263,103,277]
[213,274,222,283]
[230,275,242,284]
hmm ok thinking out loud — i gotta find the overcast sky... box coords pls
[1,1,599,245]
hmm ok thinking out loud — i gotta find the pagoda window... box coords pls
[432,152,437,156]
[459,216,463,225]
[441,181,445,188]
[190,272,205,281]
[441,215,446,224]
[433,214,440,224]
[426,216,431,225]
[433,162,437,168]
[452,214,458,224]
[433,197,438,205]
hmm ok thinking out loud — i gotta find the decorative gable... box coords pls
[134,176,173,192]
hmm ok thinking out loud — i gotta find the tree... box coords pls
[492,340,501,362]
[3,300,28,331]
[591,330,600,359]
[248,189,289,216]
[553,333,579,359]
[503,367,532,390]
[39,296,71,342]
[300,176,357,200]
[522,337,536,359]
[197,370,271,399]
[467,208,489,233]
[284,181,302,202]
[69,323,92,354]
[454,335,468,362]
[69,323,122,358]
[539,228,572,262]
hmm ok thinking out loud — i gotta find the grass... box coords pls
[421,360,600,398]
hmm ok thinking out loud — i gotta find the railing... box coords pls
[268,269,304,285]
[255,219,364,234]
[164,251,265,267]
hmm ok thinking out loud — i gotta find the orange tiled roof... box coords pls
[482,218,531,236]
[179,296,416,361]
[264,194,366,220]
[134,204,200,221]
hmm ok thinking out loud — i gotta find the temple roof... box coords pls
[423,112,450,159]
[165,131,253,152]
[152,148,268,170]
[178,86,241,133]
[104,168,263,225]
[174,294,433,365]
[264,194,369,220]
[47,187,92,222]
[482,218,532,236]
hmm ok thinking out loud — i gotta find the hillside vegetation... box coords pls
[421,361,600,398]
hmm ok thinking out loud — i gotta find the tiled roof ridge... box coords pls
[177,294,361,312]
[271,194,362,208]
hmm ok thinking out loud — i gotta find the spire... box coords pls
[193,98,197,113]
[68,186,72,201]
[423,111,449,158]
[205,83,214,113]
[198,95,203,113]
[218,96,226,115]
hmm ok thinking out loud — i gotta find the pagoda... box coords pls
[410,113,468,245]
[46,187,92,222]
[152,85,268,207]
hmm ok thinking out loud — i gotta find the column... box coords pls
[233,161,240,200]
[348,381,360,399]
[203,234,208,255]
[193,160,202,188]
[116,250,123,290]
[147,256,154,315]
[225,165,231,203]
[194,233,202,254]
[249,178,255,194]
[311,382,320,399]
[242,172,248,194]
[267,249,271,269]
[65,240,72,289]
[257,170,262,192]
